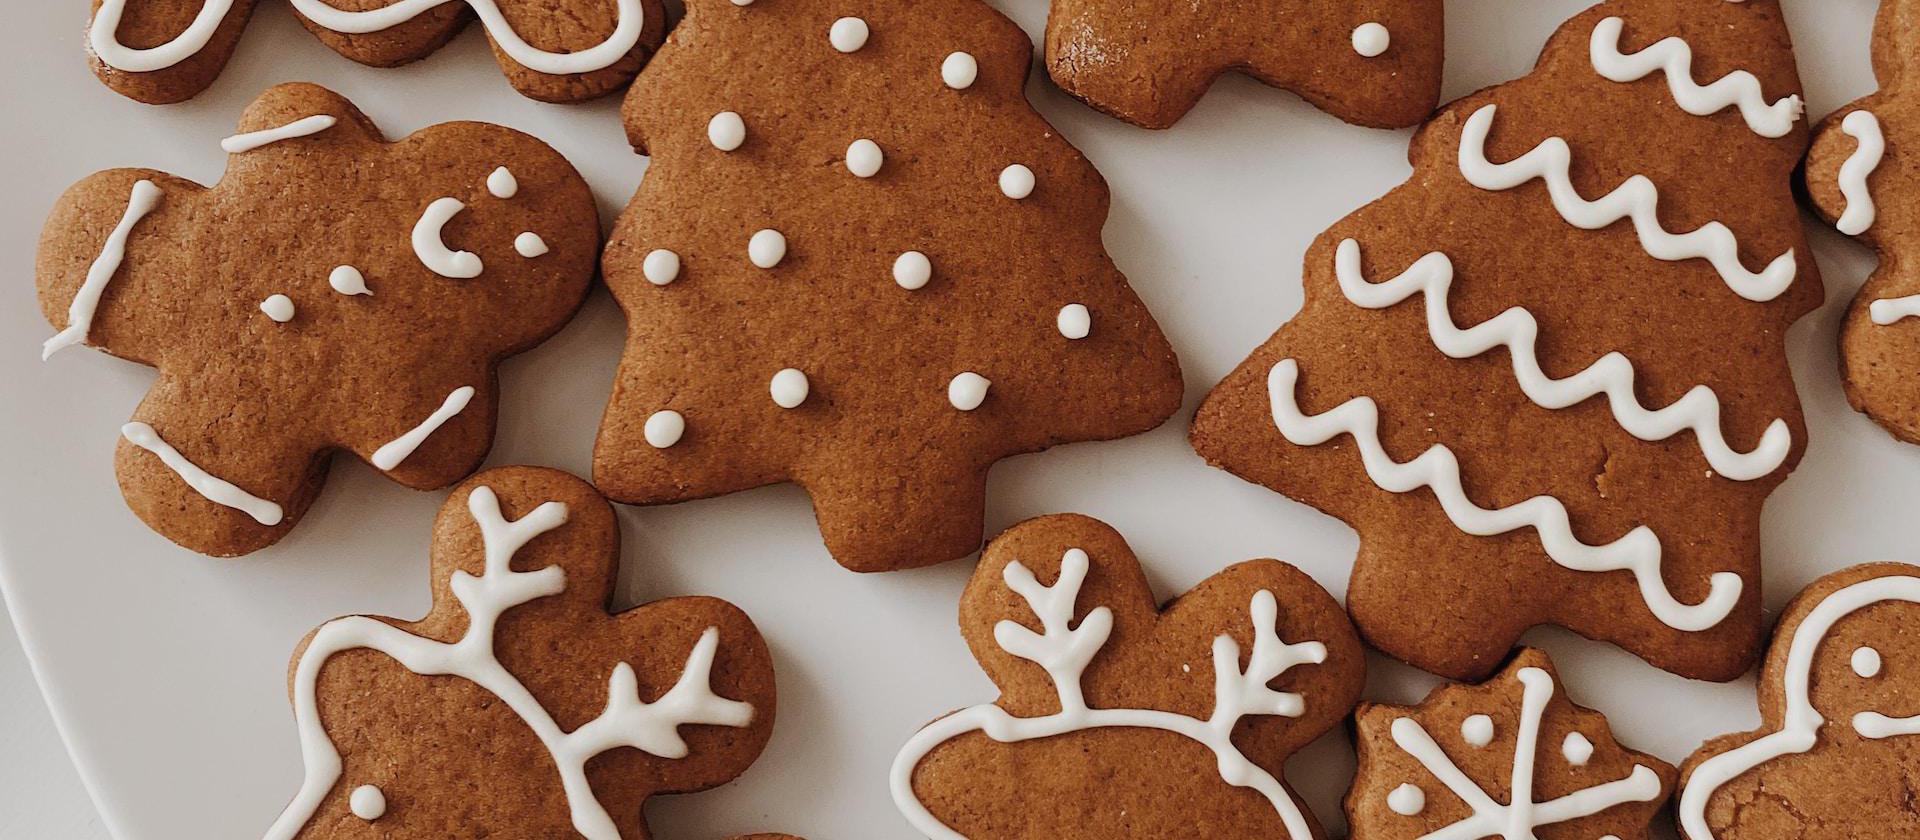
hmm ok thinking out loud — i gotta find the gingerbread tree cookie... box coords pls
[1045,0,1445,130]
[1806,0,1920,446]
[596,0,1184,573]
[36,83,598,557]
[262,467,777,839]
[1190,0,1820,681]
[84,0,666,104]
[1350,648,1675,840]
[891,514,1365,839]
[1677,563,1920,840]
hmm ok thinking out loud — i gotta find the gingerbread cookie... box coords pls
[85,0,666,104]
[261,466,777,839]
[891,514,1365,839]
[1190,0,1820,681]
[1350,648,1675,840]
[1806,0,1920,446]
[1045,0,1445,130]
[595,0,1184,573]
[36,83,598,557]
[1676,563,1920,840]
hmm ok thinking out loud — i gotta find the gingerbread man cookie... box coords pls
[596,0,1184,573]
[1045,0,1445,130]
[1190,0,1819,681]
[891,514,1365,839]
[1677,563,1920,840]
[262,466,777,839]
[36,83,598,557]
[85,0,667,104]
[1350,648,1676,840]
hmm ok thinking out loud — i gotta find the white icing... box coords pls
[1387,783,1425,816]
[88,0,236,71]
[748,229,787,269]
[329,266,370,296]
[1461,714,1495,747]
[221,115,338,154]
[261,486,753,840]
[487,166,518,200]
[1352,23,1390,58]
[644,411,685,449]
[370,386,476,471]
[1589,16,1803,140]
[1679,574,1920,840]
[260,294,296,323]
[891,549,1330,840]
[770,369,810,409]
[121,422,284,526]
[942,52,978,90]
[348,785,385,821]
[1837,110,1885,236]
[1265,358,1741,632]
[1391,667,1662,838]
[1458,104,1797,303]
[1332,238,1790,481]
[1563,731,1595,766]
[643,249,681,286]
[412,198,483,279]
[999,164,1036,200]
[1853,646,1883,679]
[1870,295,1920,326]
[829,17,869,53]
[43,180,163,360]
[708,112,746,152]
[847,139,884,178]
[1057,304,1091,340]
[947,372,990,411]
[515,232,549,258]
[894,251,932,290]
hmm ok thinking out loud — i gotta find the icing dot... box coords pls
[349,785,386,821]
[893,251,932,290]
[487,166,518,199]
[948,372,990,411]
[942,51,978,90]
[847,139,884,178]
[644,411,685,448]
[644,249,682,286]
[1461,714,1494,747]
[514,232,549,258]
[329,266,370,296]
[1352,22,1391,58]
[1854,646,1884,678]
[770,368,810,409]
[260,294,295,323]
[749,229,788,269]
[1387,783,1425,816]
[1562,731,1595,766]
[708,112,746,152]
[1057,304,1091,339]
[830,17,869,53]
[999,164,1036,200]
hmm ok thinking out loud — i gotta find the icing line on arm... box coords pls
[43,180,163,360]
[370,386,476,471]
[121,422,284,526]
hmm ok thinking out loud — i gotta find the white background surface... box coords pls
[0,1,1903,838]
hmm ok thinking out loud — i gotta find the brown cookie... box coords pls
[1805,1,1920,445]
[84,0,667,104]
[595,0,1184,573]
[260,466,778,839]
[1676,563,1920,840]
[1045,0,1445,130]
[1350,648,1676,840]
[890,513,1365,839]
[36,83,598,557]
[1189,0,1821,681]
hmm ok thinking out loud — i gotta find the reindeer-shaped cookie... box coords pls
[36,83,598,557]
[85,0,667,104]
[1044,0,1444,130]
[261,466,777,839]
[891,514,1365,839]
[1677,563,1920,840]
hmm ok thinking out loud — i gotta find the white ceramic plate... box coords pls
[0,1,1904,838]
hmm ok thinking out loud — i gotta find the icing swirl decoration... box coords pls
[1836,110,1886,237]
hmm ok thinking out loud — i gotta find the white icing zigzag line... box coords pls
[1266,359,1742,632]
[43,180,163,360]
[263,486,754,840]
[121,422,285,526]
[1458,104,1798,303]
[1392,666,1662,840]
[1837,110,1886,236]
[1332,238,1791,481]
[91,0,645,77]
[1678,574,1920,839]
[890,548,1328,840]
[1589,16,1804,140]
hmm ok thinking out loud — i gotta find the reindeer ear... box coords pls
[37,169,206,365]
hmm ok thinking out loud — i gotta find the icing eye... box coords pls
[349,784,386,820]
[1388,782,1425,816]
[1461,714,1494,747]
[1562,731,1594,766]
[1853,646,1884,679]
